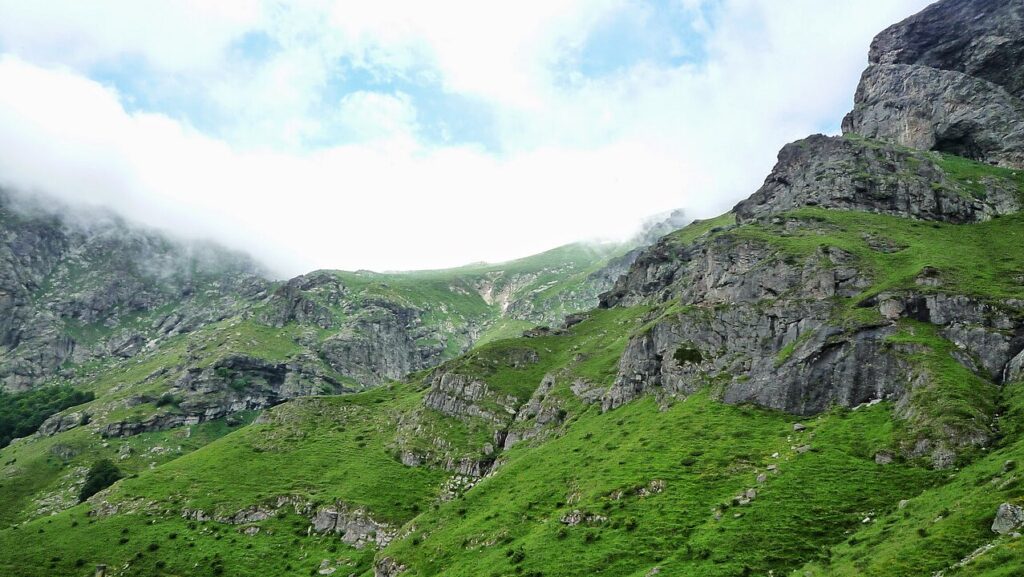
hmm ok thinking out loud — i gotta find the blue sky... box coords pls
[75,0,721,152]
[0,0,933,274]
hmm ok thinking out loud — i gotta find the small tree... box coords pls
[79,459,123,502]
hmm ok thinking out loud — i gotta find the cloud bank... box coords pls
[0,0,933,277]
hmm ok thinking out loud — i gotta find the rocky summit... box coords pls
[2,1,1024,576]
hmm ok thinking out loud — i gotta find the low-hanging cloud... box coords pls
[0,0,933,278]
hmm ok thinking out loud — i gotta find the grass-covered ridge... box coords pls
[733,208,1024,301]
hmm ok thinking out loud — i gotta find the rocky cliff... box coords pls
[0,189,269,391]
[843,0,1024,167]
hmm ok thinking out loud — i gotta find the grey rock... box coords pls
[37,411,89,436]
[869,0,1024,100]
[733,135,1021,225]
[843,64,1024,167]
[559,510,607,526]
[842,0,1024,167]
[374,558,406,577]
[310,502,396,549]
[992,503,1024,534]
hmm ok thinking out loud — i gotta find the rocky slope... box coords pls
[2,1,1024,577]
[0,179,670,530]
[0,189,270,392]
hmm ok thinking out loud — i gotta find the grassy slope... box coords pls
[0,318,325,527]
[795,381,1024,577]
[384,396,938,577]
[2,153,1024,576]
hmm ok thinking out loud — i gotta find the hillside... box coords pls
[2,1,1024,576]
[0,178,660,533]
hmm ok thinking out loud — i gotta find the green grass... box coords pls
[107,389,448,525]
[795,380,1024,577]
[664,212,736,246]
[885,321,1000,462]
[4,154,1024,577]
[733,208,1024,302]
[932,152,1024,201]
[383,394,937,577]
[0,507,376,577]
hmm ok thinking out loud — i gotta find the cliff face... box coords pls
[0,190,269,391]
[843,0,1024,168]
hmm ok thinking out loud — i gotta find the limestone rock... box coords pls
[992,503,1024,534]
[843,0,1024,167]
[733,135,1021,224]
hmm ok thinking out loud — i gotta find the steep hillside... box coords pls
[3,1,1024,577]
[0,173,662,530]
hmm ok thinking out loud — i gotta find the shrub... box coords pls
[155,393,178,408]
[78,459,123,503]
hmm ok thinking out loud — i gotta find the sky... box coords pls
[0,0,934,277]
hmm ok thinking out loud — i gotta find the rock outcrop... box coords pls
[733,135,1021,224]
[311,502,396,549]
[843,0,1024,167]
[991,502,1024,534]
[598,0,1024,468]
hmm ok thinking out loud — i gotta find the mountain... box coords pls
[2,0,1024,576]
[0,182,665,527]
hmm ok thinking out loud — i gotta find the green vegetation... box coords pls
[384,394,938,577]
[78,459,122,503]
[734,208,1024,301]
[795,380,1024,577]
[932,152,1024,200]
[0,385,94,448]
[4,148,1024,576]
[664,212,735,246]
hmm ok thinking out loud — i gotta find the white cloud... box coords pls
[0,0,261,71]
[335,91,419,141]
[0,0,935,277]
[0,56,686,276]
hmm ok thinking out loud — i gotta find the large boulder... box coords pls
[991,502,1024,534]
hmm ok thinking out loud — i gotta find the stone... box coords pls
[560,510,607,526]
[792,423,806,432]
[374,558,406,577]
[844,0,1024,168]
[875,452,894,465]
[310,502,396,549]
[734,135,1020,225]
[318,560,337,575]
[992,503,1024,534]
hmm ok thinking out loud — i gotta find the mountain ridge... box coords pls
[2,1,1024,576]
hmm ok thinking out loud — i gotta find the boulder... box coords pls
[992,503,1024,534]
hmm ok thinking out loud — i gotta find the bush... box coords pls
[155,393,178,408]
[78,459,123,503]
[0,385,94,448]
